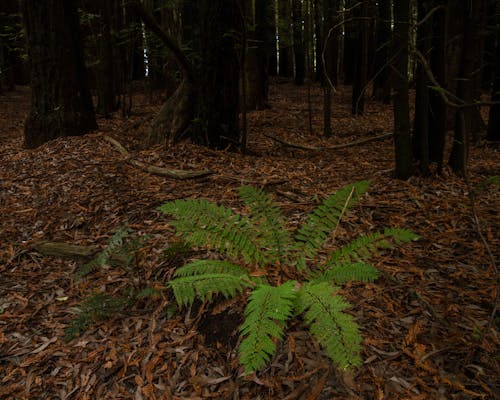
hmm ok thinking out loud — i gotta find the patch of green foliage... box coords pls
[158,181,419,373]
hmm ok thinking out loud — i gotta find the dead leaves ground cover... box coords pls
[0,82,498,399]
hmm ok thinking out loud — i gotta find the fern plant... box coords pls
[158,181,418,372]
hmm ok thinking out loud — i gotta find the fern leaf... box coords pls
[238,186,292,262]
[239,281,297,372]
[168,273,251,307]
[295,282,362,369]
[326,228,419,266]
[293,181,370,268]
[76,227,132,279]
[174,259,249,278]
[311,262,380,284]
[159,199,265,264]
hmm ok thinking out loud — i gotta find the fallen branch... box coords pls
[30,241,99,259]
[104,135,213,179]
[30,241,129,264]
[264,132,393,151]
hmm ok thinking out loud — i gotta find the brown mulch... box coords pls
[0,82,498,399]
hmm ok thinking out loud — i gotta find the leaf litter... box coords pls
[0,82,498,399]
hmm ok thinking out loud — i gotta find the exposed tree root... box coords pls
[264,132,393,151]
[104,135,213,179]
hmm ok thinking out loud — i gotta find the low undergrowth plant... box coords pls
[158,180,418,373]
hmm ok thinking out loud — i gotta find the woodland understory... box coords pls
[0,82,498,399]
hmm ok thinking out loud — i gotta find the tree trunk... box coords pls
[323,0,338,137]
[313,0,324,82]
[244,0,270,110]
[372,0,392,103]
[448,0,484,175]
[392,0,412,179]
[412,0,432,174]
[268,1,278,76]
[292,0,305,85]
[138,0,242,149]
[351,0,369,115]
[486,3,500,141]
[428,0,447,173]
[22,0,97,148]
[86,0,119,117]
[278,0,293,78]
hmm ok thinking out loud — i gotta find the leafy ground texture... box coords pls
[0,82,499,399]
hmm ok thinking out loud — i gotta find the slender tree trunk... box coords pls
[486,3,500,141]
[428,1,447,172]
[314,0,323,82]
[412,0,432,174]
[323,0,338,137]
[244,0,270,110]
[372,0,392,103]
[278,0,293,78]
[392,0,412,179]
[292,0,305,85]
[351,0,369,115]
[449,0,484,175]
[268,1,278,76]
[22,0,97,148]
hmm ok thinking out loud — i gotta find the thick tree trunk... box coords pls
[392,0,412,179]
[22,0,97,148]
[139,0,242,148]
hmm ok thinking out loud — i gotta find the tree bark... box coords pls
[486,3,500,141]
[22,0,97,148]
[448,0,485,175]
[372,0,392,103]
[137,0,242,148]
[392,0,412,179]
[244,0,270,110]
[278,0,293,78]
[292,0,305,85]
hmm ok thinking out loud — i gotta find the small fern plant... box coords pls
[158,181,418,373]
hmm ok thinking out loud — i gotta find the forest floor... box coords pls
[0,82,498,400]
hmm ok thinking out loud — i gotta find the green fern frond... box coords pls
[159,199,265,264]
[326,228,419,266]
[174,259,249,278]
[310,262,380,284]
[295,282,362,369]
[76,227,132,279]
[239,281,297,372]
[169,273,251,307]
[293,181,370,268]
[238,186,292,261]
